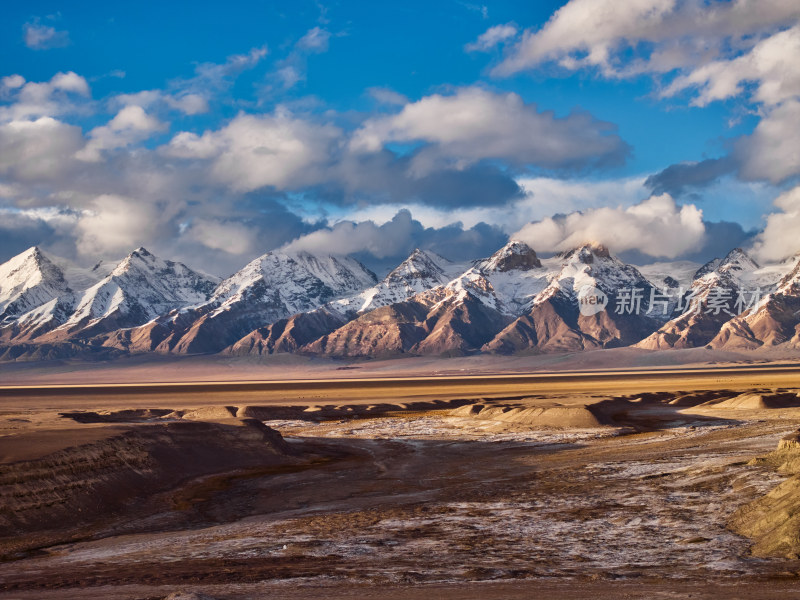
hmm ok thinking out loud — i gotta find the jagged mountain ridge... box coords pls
[101,250,379,355]
[710,257,800,350]
[1,247,219,344]
[0,242,798,361]
[636,247,794,351]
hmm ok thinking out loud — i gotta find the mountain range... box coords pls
[1,241,799,361]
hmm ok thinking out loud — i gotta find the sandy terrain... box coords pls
[2,364,800,598]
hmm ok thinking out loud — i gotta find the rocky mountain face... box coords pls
[102,250,378,355]
[710,259,800,350]
[0,247,214,344]
[485,244,662,354]
[1,241,798,361]
[636,248,762,350]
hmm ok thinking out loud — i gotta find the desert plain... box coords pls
[2,350,800,599]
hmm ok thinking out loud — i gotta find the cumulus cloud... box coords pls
[114,89,209,116]
[75,194,176,257]
[494,0,800,78]
[512,194,706,258]
[23,19,70,50]
[0,206,78,262]
[750,185,800,261]
[0,117,84,181]
[351,87,629,175]
[663,25,800,107]
[735,99,800,183]
[488,2,800,188]
[1,75,26,91]
[465,23,518,52]
[285,210,420,258]
[77,106,167,162]
[644,157,736,196]
[284,209,508,266]
[333,151,523,208]
[164,108,340,192]
[161,105,524,208]
[0,72,90,122]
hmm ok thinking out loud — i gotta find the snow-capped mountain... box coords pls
[710,258,800,350]
[227,249,465,356]
[327,248,464,316]
[2,241,800,361]
[107,250,378,354]
[637,248,774,350]
[0,247,117,341]
[484,243,661,354]
[298,242,548,358]
[304,243,663,358]
[445,241,550,317]
[636,260,702,290]
[36,247,219,341]
[0,247,73,323]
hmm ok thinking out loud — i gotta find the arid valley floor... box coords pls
[3,353,800,599]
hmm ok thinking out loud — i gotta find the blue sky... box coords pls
[1,0,799,274]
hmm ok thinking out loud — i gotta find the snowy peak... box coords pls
[478,241,541,273]
[693,258,721,280]
[326,249,458,316]
[59,248,219,332]
[261,250,377,295]
[385,249,452,284]
[0,246,68,320]
[538,243,654,306]
[717,248,759,275]
[778,259,800,294]
[210,250,377,316]
[557,242,612,264]
[693,248,759,283]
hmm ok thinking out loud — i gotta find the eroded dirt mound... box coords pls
[729,430,800,558]
[0,419,295,545]
[450,402,610,428]
[706,392,800,410]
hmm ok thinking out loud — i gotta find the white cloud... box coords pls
[285,214,414,257]
[494,0,800,77]
[49,72,90,95]
[23,20,70,50]
[0,117,84,181]
[76,105,167,162]
[330,175,648,233]
[297,27,331,53]
[367,87,409,106]
[163,109,340,192]
[0,72,90,122]
[113,90,209,116]
[750,186,800,261]
[512,194,706,258]
[276,65,303,89]
[735,99,800,183]
[191,46,268,86]
[164,93,208,115]
[663,25,800,107]
[465,23,518,52]
[351,87,628,175]
[75,194,166,257]
[183,219,259,255]
[268,28,332,91]
[1,75,25,90]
